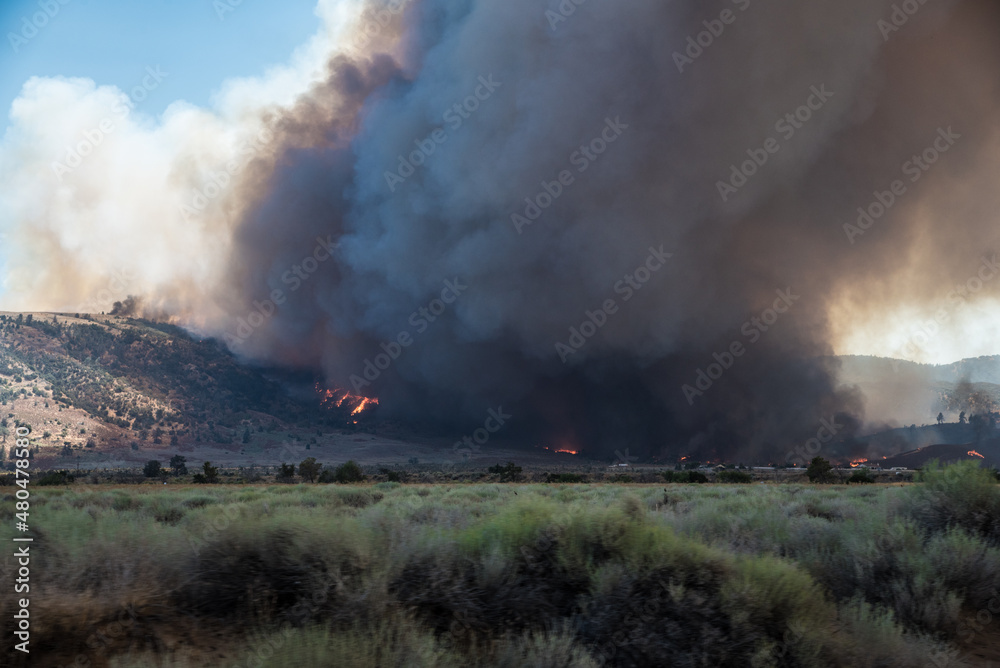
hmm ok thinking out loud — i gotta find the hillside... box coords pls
[878,439,1000,469]
[0,312,382,470]
[0,312,590,472]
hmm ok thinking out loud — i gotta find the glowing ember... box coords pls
[968,450,986,459]
[849,459,868,468]
[554,448,578,455]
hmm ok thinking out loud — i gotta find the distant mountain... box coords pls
[832,355,1000,429]
[836,354,1000,385]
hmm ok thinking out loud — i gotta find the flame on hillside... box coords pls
[540,443,579,455]
[350,397,378,415]
[849,459,869,468]
[968,450,985,459]
[315,384,379,415]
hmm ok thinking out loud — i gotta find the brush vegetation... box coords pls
[2,460,998,666]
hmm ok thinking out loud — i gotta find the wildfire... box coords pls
[541,444,579,455]
[849,459,869,468]
[351,397,378,415]
[315,384,379,415]
[968,450,986,459]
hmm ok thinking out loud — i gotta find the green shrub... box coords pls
[847,468,875,484]
[174,528,343,624]
[663,470,708,484]
[111,494,135,511]
[299,457,322,483]
[545,473,586,483]
[717,470,753,484]
[201,461,219,483]
[377,467,402,483]
[154,506,185,525]
[488,462,522,483]
[277,462,296,482]
[806,457,834,483]
[332,460,365,484]
[334,489,381,508]
[907,459,1000,542]
[37,470,74,486]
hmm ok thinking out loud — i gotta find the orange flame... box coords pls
[351,397,378,415]
[542,444,579,455]
[968,450,985,459]
[849,458,869,468]
[315,384,378,415]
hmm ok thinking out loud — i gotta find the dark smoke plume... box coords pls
[217,0,1000,462]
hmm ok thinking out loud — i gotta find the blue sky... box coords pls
[0,0,323,132]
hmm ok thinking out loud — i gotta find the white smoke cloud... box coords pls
[0,0,367,317]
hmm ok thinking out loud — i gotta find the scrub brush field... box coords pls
[4,461,1000,667]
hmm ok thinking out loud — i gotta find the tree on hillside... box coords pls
[970,414,988,441]
[201,461,219,483]
[298,457,322,483]
[276,463,296,482]
[806,456,834,483]
[937,412,945,425]
[143,460,162,478]
[169,454,187,475]
[960,411,967,425]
